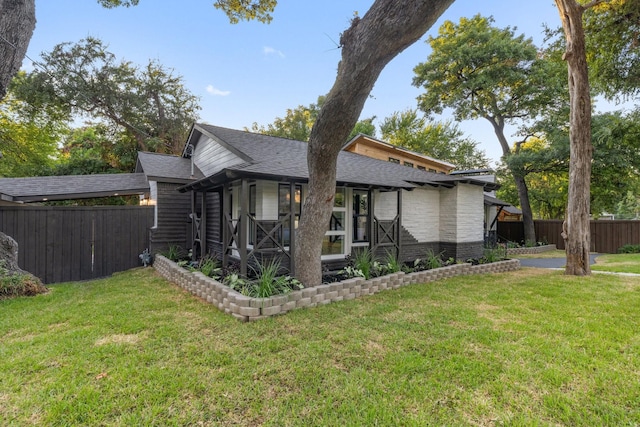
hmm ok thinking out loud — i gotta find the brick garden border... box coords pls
[153,255,521,322]
[506,244,557,256]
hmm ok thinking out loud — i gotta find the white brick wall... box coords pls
[374,191,398,220]
[439,184,484,243]
[402,188,439,242]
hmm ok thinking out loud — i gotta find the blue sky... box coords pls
[24,1,566,164]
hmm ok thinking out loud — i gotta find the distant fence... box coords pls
[0,206,154,284]
[497,220,640,253]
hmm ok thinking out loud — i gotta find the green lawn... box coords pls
[1,267,639,426]
[592,253,640,274]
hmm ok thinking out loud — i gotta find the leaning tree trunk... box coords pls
[555,0,598,276]
[513,174,536,244]
[488,116,537,244]
[0,0,36,99]
[294,0,455,286]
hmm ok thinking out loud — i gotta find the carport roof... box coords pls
[0,173,150,203]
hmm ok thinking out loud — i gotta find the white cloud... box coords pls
[206,85,231,96]
[263,46,285,58]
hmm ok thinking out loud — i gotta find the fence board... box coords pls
[497,220,640,253]
[0,206,153,284]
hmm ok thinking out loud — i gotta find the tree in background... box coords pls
[0,72,67,177]
[584,0,640,99]
[379,109,489,170]
[15,37,200,156]
[250,95,377,141]
[499,109,640,220]
[413,14,567,246]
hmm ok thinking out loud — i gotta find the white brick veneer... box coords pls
[439,184,484,244]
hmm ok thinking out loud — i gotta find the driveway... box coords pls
[518,254,600,269]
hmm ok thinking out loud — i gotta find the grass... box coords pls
[1,267,640,425]
[592,253,640,274]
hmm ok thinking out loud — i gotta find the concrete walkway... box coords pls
[518,254,600,269]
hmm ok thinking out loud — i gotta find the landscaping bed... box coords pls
[505,244,557,256]
[154,254,520,321]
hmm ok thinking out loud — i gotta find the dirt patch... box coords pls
[95,333,145,346]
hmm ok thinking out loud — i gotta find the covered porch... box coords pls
[180,174,405,278]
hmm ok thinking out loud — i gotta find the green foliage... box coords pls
[198,255,221,279]
[163,245,188,262]
[617,244,640,254]
[213,0,277,24]
[382,250,402,275]
[480,247,507,264]
[380,109,489,170]
[96,0,139,7]
[15,37,200,156]
[249,95,376,142]
[500,109,640,218]
[350,248,375,279]
[584,0,640,98]
[0,73,67,177]
[414,249,445,271]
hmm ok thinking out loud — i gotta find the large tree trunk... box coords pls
[555,0,598,275]
[294,0,454,287]
[513,175,536,244]
[0,0,35,99]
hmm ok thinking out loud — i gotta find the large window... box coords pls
[353,189,369,243]
[322,187,346,257]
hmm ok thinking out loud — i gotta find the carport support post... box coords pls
[397,189,403,261]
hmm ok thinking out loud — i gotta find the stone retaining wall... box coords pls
[506,244,557,256]
[153,255,520,322]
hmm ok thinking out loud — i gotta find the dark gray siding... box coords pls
[150,182,191,254]
[205,191,222,256]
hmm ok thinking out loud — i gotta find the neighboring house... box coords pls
[135,124,498,276]
[343,134,455,174]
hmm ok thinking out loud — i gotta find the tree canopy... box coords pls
[413,14,567,244]
[15,37,200,156]
[379,109,489,170]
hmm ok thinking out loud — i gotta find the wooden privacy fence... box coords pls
[0,206,154,284]
[497,220,640,253]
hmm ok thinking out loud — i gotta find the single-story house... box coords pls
[135,124,499,276]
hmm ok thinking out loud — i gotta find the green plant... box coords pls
[342,265,365,279]
[414,249,443,271]
[223,273,248,292]
[163,245,187,262]
[198,255,221,278]
[351,248,375,279]
[617,244,640,254]
[479,247,506,264]
[382,250,402,274]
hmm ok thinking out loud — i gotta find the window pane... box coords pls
[329,212,345,231]
[322,235,344,256]
[354,216,368,242]
[334,188,345,207]
[353,190,368,215]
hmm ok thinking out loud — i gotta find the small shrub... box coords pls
[163,245,188,262]
[478,247,507,264]
[198,255,221,279]
[0,261,47,300]
[414,249,444,271]
[351,248,375,279]
[618,244,640,254]
[382,250,402,275]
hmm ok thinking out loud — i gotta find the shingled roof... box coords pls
[181,124,498,192]
[136,151,204,182]
[0,173,150,203]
